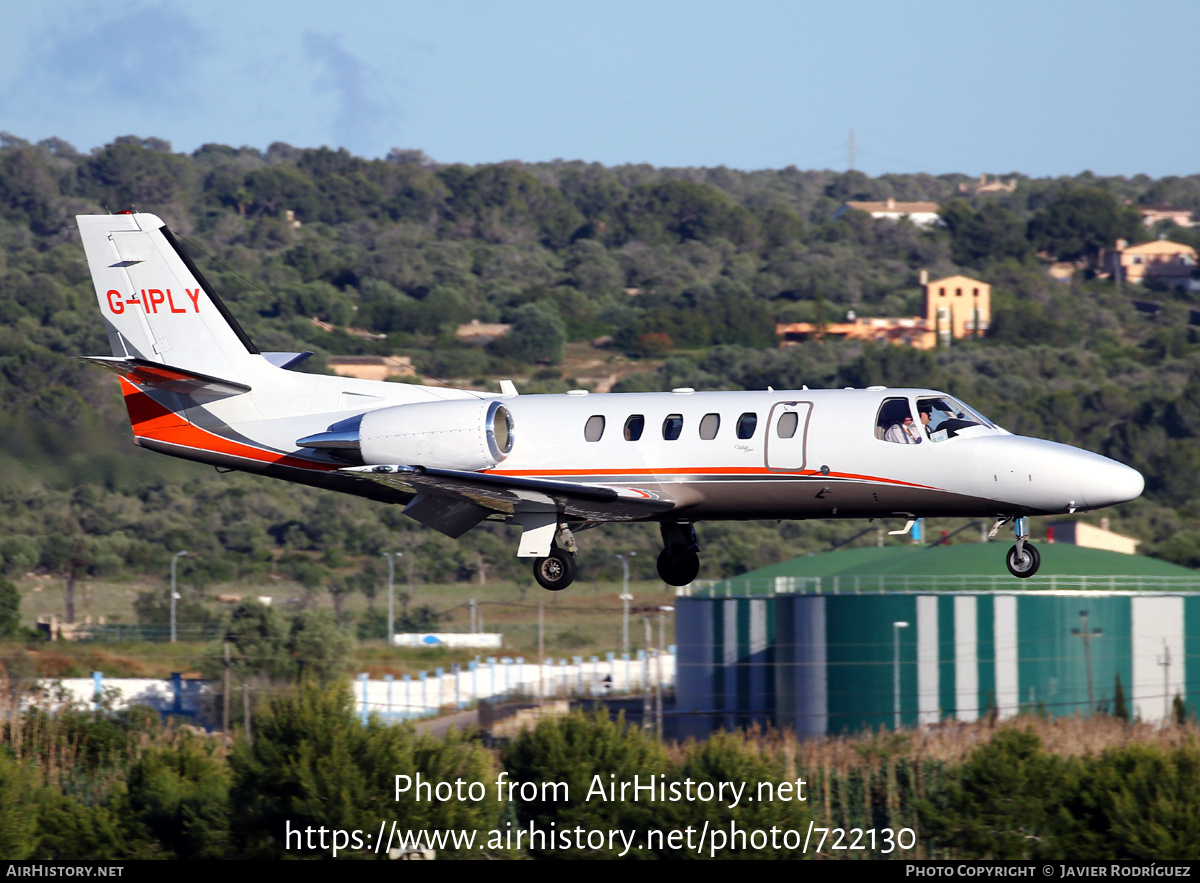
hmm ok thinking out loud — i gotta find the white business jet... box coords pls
[76,213,1145,590]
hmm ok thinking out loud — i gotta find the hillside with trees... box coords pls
[2,131,1200,621]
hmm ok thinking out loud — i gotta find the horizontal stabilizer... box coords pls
[80,356,251,398]
[262,352,313,369]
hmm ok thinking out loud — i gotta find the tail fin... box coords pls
[77,213,258,383]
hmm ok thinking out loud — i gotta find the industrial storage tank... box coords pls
[675,543,1200,738]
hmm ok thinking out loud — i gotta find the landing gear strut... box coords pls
[657,522,700,586]
[1002,515,1040,578]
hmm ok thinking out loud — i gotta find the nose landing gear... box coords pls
[995,515,1041,578]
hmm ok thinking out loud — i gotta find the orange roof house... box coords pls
[1108,239,1198,288]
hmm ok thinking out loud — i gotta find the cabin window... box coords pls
[736,412,757,439]
[624,415,645,441]
[776,411,799,439]
[584,415,605,442]
[877,397,919,444]
[662,414,684,440]
[699,413,720,440]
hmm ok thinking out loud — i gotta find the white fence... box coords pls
[353,649,676,723]
[26,650,678,727]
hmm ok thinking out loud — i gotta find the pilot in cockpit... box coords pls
[880,399,922,445]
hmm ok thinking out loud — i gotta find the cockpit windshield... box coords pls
[917,395,996,440]
[877,394,998,445]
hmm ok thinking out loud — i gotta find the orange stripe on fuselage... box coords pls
[118,377,337,472]
[489,466,938,491]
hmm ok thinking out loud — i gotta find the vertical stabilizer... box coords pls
[77,213,258,382]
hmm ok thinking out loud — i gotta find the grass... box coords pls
[8,575,681,679]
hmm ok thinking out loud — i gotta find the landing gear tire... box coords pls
[1006,542,1041,578]
[657,549,700,586]
[533,548,577,591]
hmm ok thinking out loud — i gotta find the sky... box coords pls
[1,0,1196,179]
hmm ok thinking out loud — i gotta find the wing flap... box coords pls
[341,464,675,523]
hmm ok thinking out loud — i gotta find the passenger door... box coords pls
[765,401,812,471]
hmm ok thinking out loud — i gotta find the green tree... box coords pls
[0,578,20,637]
[229,683,501,858]
[941,200,1032,267]
[917,728,1077,860]
[1112,672,1129,722]
[1028,187,1140,262]
[491,302,566,365]
[120,734,231,859]
[500,710,671,859]
[667,732,810,860]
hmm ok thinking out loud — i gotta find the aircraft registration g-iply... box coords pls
[76,212,1145,590]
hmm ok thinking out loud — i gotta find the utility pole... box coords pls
[893,621,909,730]
[1071,610,1103,713]
[243,684,252,745]
[381,552,399,647]
[222,638,231,736]
[616,552,635,654]
[170,550,189,644]
[1158,641,1172,722]
[643,616,653,734]
[658,606,673,740]
[538,601,545,704]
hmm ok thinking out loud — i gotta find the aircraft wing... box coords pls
[340,464,674,537]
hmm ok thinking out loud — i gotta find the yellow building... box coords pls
[1108,239,1198,288]
[924,275,990,345]
[1047,519,1141,556]
[328,356,415,381]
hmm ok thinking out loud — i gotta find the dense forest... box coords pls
[2,131,1200,624]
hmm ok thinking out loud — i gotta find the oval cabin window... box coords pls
[699,413,720,440]
[736,412,758,439]
[776,411,799,438]
[584,415,605,442]
[662,414,683,440]
[624,415,645,441]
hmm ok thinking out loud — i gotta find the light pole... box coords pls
[616,552,636,654]
[893,621,909,730]
[1071,610,1103,712]
[382,552,401,647]
[170,550,189,644]
[657,605,674,739]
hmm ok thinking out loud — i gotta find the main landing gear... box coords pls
[533,547,577,591]
[657,522,700,586]
[529,521,704,591]
[532,523,580,591]
[993,515,1041,578]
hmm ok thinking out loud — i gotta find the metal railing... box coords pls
[694,574,1200,596]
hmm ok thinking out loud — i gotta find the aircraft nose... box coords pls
[1081,456,1144,509]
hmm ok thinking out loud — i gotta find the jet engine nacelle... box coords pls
[358,399,514,470]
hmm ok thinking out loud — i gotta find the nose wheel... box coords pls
[998,515,1040,578]
[1006,542,1041,578]
[533,547,577,591]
